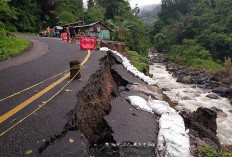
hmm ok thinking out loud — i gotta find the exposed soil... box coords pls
[69,53,129,145]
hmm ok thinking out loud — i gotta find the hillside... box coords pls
[139,4,161,25]
[152,0,232,73]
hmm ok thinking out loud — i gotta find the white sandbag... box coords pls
[126,96,153,113]
[157,112,191,157]
[159,112,186,134]
[100,47,109,51]
[147,99,174,116]
[100,47,156,85]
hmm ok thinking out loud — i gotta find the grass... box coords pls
[224,58,232,77]
[126,49,149,72]
[168,54,223,73]
[200,145,232,157]
[188,59,223,73]
[0,36,31,60]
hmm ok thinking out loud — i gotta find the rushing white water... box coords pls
[149,63,232,145]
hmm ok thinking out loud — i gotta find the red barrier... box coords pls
[79,37,96,50]
[61,33,67,40]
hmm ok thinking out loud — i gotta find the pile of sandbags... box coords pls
[126,96,191,157]
[100,47,191,157]
[100,47,156,85]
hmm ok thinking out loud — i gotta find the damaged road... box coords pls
[42,51,166,156]
[0,36,166,156]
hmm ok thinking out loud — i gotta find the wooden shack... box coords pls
[60,21,84,28]
[59,21,114,40]
[82,22,114,40]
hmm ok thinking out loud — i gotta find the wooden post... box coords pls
[69,60,81,79]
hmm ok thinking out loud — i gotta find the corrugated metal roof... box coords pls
[59,21,114,32]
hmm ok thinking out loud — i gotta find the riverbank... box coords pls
[149,50,232,152]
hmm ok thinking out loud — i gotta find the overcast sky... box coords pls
[83,0,161,8]
[129,0,161,8]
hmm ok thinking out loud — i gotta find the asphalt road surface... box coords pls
[0,35,107,156]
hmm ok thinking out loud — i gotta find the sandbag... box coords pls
[147,99,175,116]
[100,47,156,85]
[157,112,191,157]
[126,96,153,113]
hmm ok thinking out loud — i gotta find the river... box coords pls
[149,61,232,145]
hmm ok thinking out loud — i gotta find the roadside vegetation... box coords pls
[0,36,31,61]
[1,0,232,75]
[0,0,151,58]
[151,0,232,74]
[200,145,232,157]
[126,48,149,72]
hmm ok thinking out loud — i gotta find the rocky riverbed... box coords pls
[149,50,232,147]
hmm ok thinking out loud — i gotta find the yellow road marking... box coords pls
[0,73,69,124]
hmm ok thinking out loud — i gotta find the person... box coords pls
[69,25,76,44]
[46,26,50,37]
[66,25,70,43]
[52,27,55,37]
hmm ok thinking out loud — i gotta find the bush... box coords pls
[154,33,173,53]
[167,39,223,73]
[0,21,6,36]
[200,145,232,157]
[126,49,149,72]
[224,57,232,77]
[0,36,31,60]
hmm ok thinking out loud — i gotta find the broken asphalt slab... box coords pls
[41,51,163,156]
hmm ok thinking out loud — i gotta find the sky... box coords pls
[129,0,161,7]
[83,0,162,8]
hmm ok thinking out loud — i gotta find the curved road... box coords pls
[0,35,106,156]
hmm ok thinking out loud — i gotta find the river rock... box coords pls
[180,107,220,150]
[211,106,223,112]
[208,81,220,89]
[206,94,219,99]
[162,88,170,91]
[182,75,192,84]
[212,87,228,96]
[211,72,226,82]
[222,77,232,85]
[181,96,191,100]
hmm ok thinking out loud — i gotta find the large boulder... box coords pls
[212,86,229,97]
[206,94,219,99]
[177,75,193,84]
[222,77,232,85]
[180,107,220,150]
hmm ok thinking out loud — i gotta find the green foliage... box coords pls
[96,1,152,56]
[125,18,152,56]
[2,0,151,59]
[58,11,76,25]
[83,6,106,24]
[95,0,130,19]
[200,145,232,157]
[0,36,31,60]
[126,49,149,72]
[0,22,6,37]
[154,33,173,52]
[168,39,222,72]
[0,0,17,22]
[59,0,83,21]
[152,0,232,73]
[87,0,95,9]
[224,58,232,77]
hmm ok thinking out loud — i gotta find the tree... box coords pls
[88,0,95,9]
[95,0,130,19]
[83,6,106,24]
